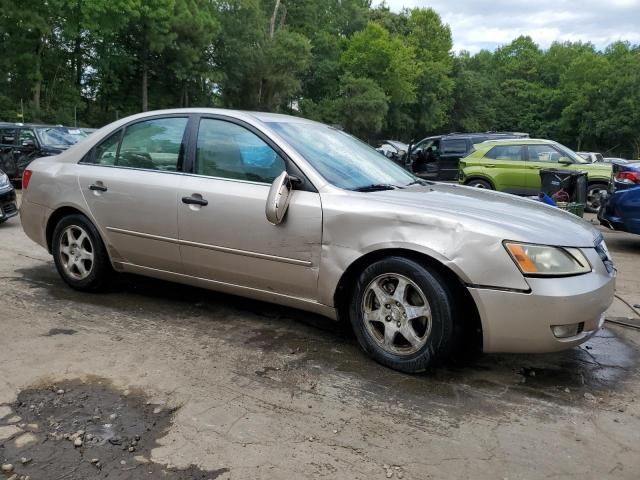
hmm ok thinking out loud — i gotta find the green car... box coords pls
[458,139,611,212]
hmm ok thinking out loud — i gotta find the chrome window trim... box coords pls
[74,163,274,187]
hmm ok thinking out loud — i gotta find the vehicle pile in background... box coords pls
[376,131,639,234]
[599,162,640,235]
[0,122,92,183]
[0,169,17,224]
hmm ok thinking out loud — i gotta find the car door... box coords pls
[524,144,567,193]
[481,144,527,193]
[13,128,40,176]
[439,138,467,180]
[177,116,322,300]
[77,115,191,273]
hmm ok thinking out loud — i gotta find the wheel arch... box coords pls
[333,248,483,351]
[46,205,100,254]
[464,176,496,189]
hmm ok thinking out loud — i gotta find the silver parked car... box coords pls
[20,109,615,372]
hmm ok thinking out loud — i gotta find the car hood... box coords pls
[581,162,611,172]
[364,183,602,248]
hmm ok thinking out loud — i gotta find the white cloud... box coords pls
[377,0,640,53]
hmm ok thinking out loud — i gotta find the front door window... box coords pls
[196,119,285,183]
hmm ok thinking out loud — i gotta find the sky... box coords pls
[379,0,640,53]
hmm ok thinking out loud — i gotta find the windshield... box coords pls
[267,121,416,190]
[554,143,589,164]
[36,127,87,148]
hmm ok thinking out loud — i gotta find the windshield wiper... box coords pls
[352,184,401,192]
[406,179,429,187]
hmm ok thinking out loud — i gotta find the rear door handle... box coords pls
[485,164,495,168]
[182,195,208,206]
[89,183,108,192]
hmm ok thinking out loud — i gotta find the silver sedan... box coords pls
[20,109,615,372]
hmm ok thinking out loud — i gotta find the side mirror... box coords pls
[265,171,292,225]
[21,139,36,149]
[559,157,573,165]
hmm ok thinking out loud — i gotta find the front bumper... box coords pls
[0,186,18,221]
[469,248,615,353]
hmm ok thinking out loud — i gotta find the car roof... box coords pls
[416,131,529,143]
[471,138,567,152]
[383,140,408,149]
[480,138,560,146]
[0,122,74,129]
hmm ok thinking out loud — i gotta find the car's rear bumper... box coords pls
[469,249,615,353]
[20,198,49,248]
[0,186,18,221]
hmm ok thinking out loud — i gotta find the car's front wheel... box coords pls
[586,183,607,213]
[466,179,493,189]
[349,257,455,373]
[52,214,112,291]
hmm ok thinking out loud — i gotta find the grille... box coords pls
[2,203,17,215]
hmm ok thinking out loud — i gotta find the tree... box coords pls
[336,74,388,140]
[406,7,453,137]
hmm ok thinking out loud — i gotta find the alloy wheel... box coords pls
[59,225,95,281]
[362,273,432,356]
[587,186,606,211]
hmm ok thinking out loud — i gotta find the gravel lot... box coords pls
[1,206,640,480]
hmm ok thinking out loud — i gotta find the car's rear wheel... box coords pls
[349,257,455,373]
[466,179,493,189]
[586,183,607,213]
[52,214,112,291]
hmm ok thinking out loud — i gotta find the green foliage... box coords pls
[0,1,638,157]
[336,74,389,140]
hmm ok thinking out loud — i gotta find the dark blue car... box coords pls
[598,162,640,235]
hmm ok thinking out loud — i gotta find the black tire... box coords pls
[586,183,607,213]
[52,214,112,292]
[465,178,493,189]
[349,256,456,373]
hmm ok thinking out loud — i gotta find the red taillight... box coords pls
[22,169,33,189]
[615,171,640,185]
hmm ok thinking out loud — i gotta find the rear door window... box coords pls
[93,131,121,166]
[118,118,188,171]
[441,139,467,155]
[485,145,524,161]
[82,117,188,171]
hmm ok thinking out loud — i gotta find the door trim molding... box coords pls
[106,226,313,267]
[113,260,336,319]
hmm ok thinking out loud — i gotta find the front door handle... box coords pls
[182,195,208,206]
[89,183,108,192]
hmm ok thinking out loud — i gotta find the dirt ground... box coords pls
[1,206,640,480]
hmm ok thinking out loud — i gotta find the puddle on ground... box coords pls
[45,328,77,336]
[0,378,228,479]
[10,264,640,418]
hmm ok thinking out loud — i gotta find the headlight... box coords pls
[504,242,592,276]
[0,172,9,188]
